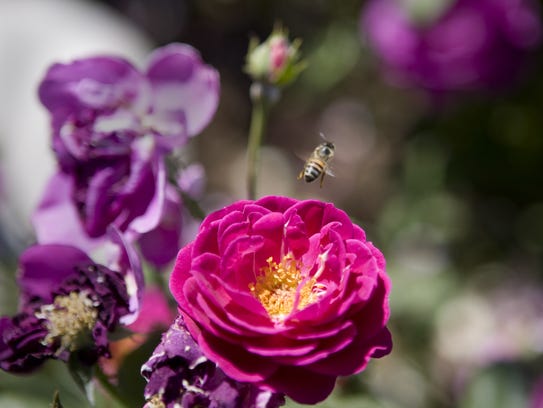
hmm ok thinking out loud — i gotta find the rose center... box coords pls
[249,253,320,322]
[35,291,98,352]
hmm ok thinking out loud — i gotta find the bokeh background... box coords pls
[1,0,543,407]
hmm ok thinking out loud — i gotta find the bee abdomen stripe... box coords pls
[304,162,324,181]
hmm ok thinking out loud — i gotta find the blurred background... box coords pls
[1,0,543,407]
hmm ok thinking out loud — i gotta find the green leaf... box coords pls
[108,326,137,342]
[116,332,162,407]
[460,364,529,408]
[301,21,361,92]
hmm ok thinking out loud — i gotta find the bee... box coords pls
[298,134,335,187]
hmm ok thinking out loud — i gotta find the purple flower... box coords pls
[360,0,542,92]
[33,162,166,248]
[0,243,135,373]
[177,162,206,199]
[169,197,392,404]
[66,135,164,238]
[530,377,543,408]
[137,162,209,268]
[31,190,145,321]
[39,43,220,159]
[141,316,285,408]
[0,313,50,374]
[36,44,219,237]
[138,184,183,268]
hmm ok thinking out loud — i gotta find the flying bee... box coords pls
[298,134,335,187]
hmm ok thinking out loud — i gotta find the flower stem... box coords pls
[246,83,270,200]
[179,190,206,220]
[94,365,131,408]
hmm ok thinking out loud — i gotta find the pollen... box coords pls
[249,253,321,322]
[35,291,98,352]
[146,395,166,408]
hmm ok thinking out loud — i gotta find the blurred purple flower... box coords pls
[138,184,183,268]
[177,162,206,199]
[126,286,175,335]
[39,136,165,238]
[141,316,285,408]
[531,377,543,408]
[36,43,219,238]
[39,43,220,159]
[360,0,542,92]
[0,243,134,373]
[435,282,543,379]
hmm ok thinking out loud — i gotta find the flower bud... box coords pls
[245,26,305,87]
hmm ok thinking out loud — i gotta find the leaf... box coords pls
[116,332,163,407]
[459,363,529,408]
[108,326,137,342]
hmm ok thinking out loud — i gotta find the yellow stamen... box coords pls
[249,253,321,322]
[145,395,166,408]
[36,291,98,352]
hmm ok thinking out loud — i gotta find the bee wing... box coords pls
[325,167,336,177]
[293,150,309,180]
[319,132,330,142]
[293,147,313,168]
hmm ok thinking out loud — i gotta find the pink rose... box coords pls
[169,196,392,404]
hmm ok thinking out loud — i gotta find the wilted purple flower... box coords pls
[0,312,50,374]
[141,316,285,408]
[360,0,542,92]
[0,243,134,373]
[36,43,219,237]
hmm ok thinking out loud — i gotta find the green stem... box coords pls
[246,85,269,200]
[94,366,131,408]
[179,190,206,221]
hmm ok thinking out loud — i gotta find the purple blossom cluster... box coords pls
[0,43,226,402]
[1,36,394,408]
[360,0,542,93]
